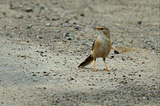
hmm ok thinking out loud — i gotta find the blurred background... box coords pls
[0,0,159,105]
[0,0,159,54]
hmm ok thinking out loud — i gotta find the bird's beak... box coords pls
[94,27,100,30]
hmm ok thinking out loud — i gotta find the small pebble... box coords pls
[40,53,44,57]
[67,37,73,40]
[53,30,60,33]
[109,56,114,59]
[52,17,60,21]
[124,81,127,84]
[24,7,33,12]
[74,26,80,30]
[46,23,51,27]
[37,36,43,39]
[43,73,50,76]
[33,80,38,82]
[114,50,119,54]
[50,93,54,97]
[63,33,70,37]
[70,77,74,80]
[32,73,37,76]
[80,13,85,16]
[15,15,24,19]
[88,83,95,86]
[137,21,142,25]
[128,73,133,76]
[27,24,32,29]
[68,77,74,81]
[119,80,124,83]
[53,73,57,76]
[111,56,114,58]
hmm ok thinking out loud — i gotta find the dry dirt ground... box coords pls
[0,0,160,106]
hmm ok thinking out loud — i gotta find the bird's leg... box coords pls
[94,58,97,71]
[103,58,110,71]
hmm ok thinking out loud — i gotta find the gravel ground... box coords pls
[0,0,159,106]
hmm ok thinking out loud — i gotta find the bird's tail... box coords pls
[78,54,94,68]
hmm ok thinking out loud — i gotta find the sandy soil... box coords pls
[0,0,159,106]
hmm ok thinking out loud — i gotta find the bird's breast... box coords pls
[92,35,111,58]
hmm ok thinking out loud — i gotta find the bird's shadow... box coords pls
[78,67,110,72]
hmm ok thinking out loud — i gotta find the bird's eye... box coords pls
[101,28,104,30]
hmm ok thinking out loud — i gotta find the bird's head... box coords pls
[94,26,110,38]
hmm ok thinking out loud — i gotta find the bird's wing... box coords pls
[91,40,96,51]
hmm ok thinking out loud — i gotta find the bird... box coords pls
[78,26,111,71]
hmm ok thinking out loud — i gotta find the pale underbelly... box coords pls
[92,42,111,58]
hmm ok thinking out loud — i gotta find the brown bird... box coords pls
[78,26,111,71]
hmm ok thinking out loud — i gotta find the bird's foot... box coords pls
[103,68,111,71]
[94,68,97,71]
